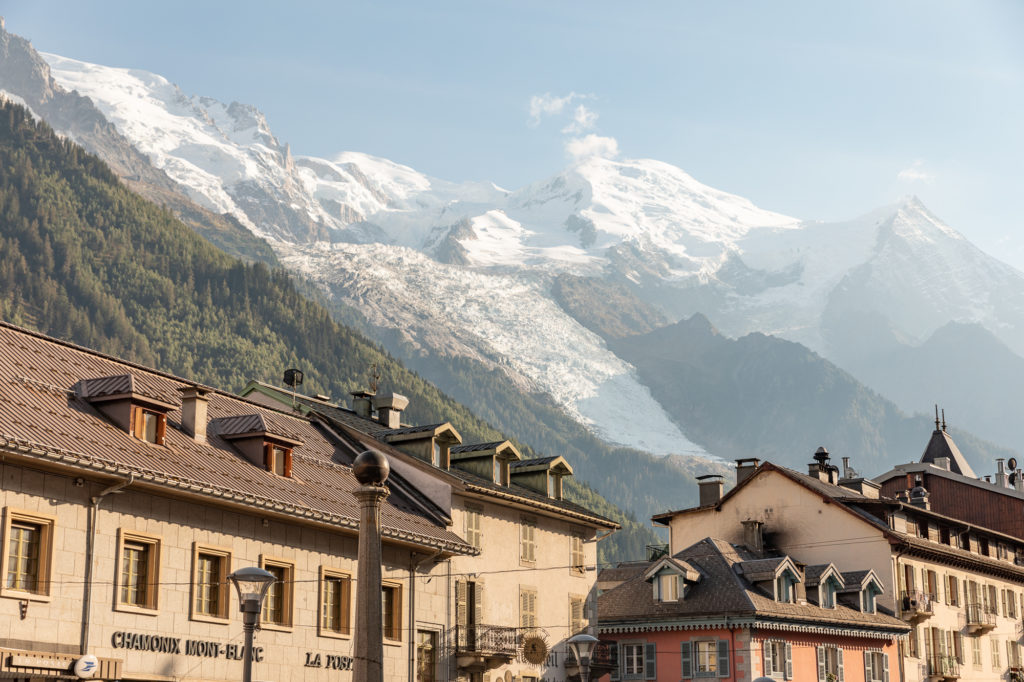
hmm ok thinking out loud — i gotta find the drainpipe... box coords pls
[446,559,452,682]
[81,475,134,655]
[893,548,906,682]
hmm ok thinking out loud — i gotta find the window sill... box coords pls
[260,622,294,633]
[1,588,51,603]
[317,629,352,641]
[384,638,403,647]
[115,603,159,616]
[190,612,230,625]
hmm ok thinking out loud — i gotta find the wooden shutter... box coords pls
[644,642,656,680]
[1003,589,1008,616]
[609,643,620,681]
[763,641,773,675]
[817,646,826,682]
[785,642,792,680]
[456,580,467,627]
[837,648,844,682]
[130,405,139,437]
[882,654,889,682]
[263,443,272,470]
[155,414,166,445]
[953,632,963,663]
[680,642,692,678]
[864,651,872,681]
[716,639,729,678]
[283,448,292,478]
[475,580,484,627]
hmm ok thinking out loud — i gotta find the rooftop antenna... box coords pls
[367,362,381,394]
[283,368,303,410]
[934,405,940,430]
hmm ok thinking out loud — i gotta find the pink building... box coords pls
[595,537,906,681]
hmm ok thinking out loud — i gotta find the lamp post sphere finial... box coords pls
[353,449,390,485]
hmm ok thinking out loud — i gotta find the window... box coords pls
[260,558,294,628]
[571,532,585,574]
[940,527,951,545]
[319,568,351,637]
[520,586,537,628]
[820,576,840,608]
[990,636,1000,669]
[917,520,930,539]
[264,443,292,477]
[520,516,536,564]
[979,537,990,556]
[971,637,981,667]
[816,646,843,682]
[131,405,166,445]
[681,640,727,678]
[416,630,437,682]
[2,509,55,599]
[945,574,959,606]
[623,643,644,678]
[862,581,881,614]
[987,584,999,614]
[1009,639,1022,668]
[863,651,888,682]
[117,531,160,611]
[763,640,791,678]
[548,473,562,499]
[657,573,679,602]
[775,570,797,603]
[493,459,509,485]
[1009,589,1018,618]
[191,544,230,621]
[382,582,402,641]
[464,504,482,550]
[569,595,585,634]
[431,441,441,467]
[908,626,919,658]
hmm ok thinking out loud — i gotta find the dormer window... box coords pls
[775,569,798,603]
[131,405,166,445]
[644,558,700,603]
[656,573,680,602]
[494,459,509,486]
[820,576,842,609]
[265,443,293,477]
[432,441,441,467]
[862,580,883,613]
[548,473,563,499]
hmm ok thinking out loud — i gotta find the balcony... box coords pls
[900,590,935,623]
[965,602,997,634]
[565,641,616,681]
[452,625,518,673]
[926,654,960,681]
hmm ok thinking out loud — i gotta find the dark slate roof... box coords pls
[211,412,304,443]
[804,564,839,587]
[0,322,472,555]
[598,562,648,584]
[598,537,908,635]
[920,428,976,477]
[451,441,507,454]
[380,423,450,437]
[78,372,181,407]
[511,455,561,468]
[839,570,872,592]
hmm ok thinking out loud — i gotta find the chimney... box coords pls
[179,387,209,443]
[996,459,1008,488]
[351,390,374,419]
[810,446,835,484]
[934,457,950,471]
[908,482,930,510]
[741,519,764,554]
[697,474,724,506]
[735,458,760,486]
[374,392,409,429]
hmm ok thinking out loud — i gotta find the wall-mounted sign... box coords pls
[74,655,99,679]
[111,632,261,662]
[303,653,353,670]
[9,654,69,670]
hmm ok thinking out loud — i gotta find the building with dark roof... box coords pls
[243,378,620,682]
[653,447,1024,682]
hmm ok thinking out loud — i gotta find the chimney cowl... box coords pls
[374,392,409,429]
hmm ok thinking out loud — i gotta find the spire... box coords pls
[941,409,946,432]
[920,418,976,478]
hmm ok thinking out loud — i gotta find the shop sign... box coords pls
[10,654,69,670]
[303,652,353,670]
[111,631,261,661]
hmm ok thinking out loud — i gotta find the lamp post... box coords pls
[228,566,277,682]
[567,633,599,682]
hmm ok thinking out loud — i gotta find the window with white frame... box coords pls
[775,569,798,603]
[816,645,843,682]
[622,642,644,678]
[763,640,791,678]
[863,650,888,682]
[681,640,728,678]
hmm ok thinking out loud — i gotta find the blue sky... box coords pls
[3,1,1023,266]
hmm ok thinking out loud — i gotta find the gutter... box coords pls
[81,474,134,655]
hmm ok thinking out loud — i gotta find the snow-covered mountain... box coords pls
[32,50,1024,461]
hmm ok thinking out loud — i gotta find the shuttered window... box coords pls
[816,646,843,682]
[519,587,537,628]
[520,517,536,563]
[569,595,585,634]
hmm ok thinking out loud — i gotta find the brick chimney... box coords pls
[735,458,760,486]
[374,392,409,429]
[697,474,724,506]
[351,390,374,419]
[179,387,209,443]
[742,519,764,554]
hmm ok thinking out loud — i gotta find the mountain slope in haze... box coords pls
[609,314,1015,475]
[0,96,689,562]
[0,23,275,265]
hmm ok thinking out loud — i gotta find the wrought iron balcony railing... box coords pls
[926,654,959,679]
[965,602,996,632]
[452,624,519,658]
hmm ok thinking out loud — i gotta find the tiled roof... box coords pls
[78,372,181,407]
[598,537,908,635]
[0,322,473,555]
[511,455,561,467]
[212,412,304,443]
[450,441,507,454]
[381,423,449,437]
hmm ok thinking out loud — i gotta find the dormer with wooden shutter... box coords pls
[211,413,304,478]
[77,373,180,446]
[381,423,461,469]
[510,456,573,500]
[450,440,522,485]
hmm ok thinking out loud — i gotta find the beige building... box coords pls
[654,451,1024,682]
[0,321,615,682]
[244,382,619,682]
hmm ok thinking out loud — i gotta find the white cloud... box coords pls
[561,104,598,134]
[898,160,935,182]
[528,92,578,127]
[565,134,620,160]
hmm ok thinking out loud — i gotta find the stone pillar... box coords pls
[352,451,391,682]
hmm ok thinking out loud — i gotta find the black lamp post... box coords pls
[228,566,277,682]
[567,633,599,682]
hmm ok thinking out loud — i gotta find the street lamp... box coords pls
[228,566,277,682]
[567,633,599,682]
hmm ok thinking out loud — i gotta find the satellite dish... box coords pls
[1009,457,1018,471]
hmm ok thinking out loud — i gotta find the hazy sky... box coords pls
[3,1,1023,266]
